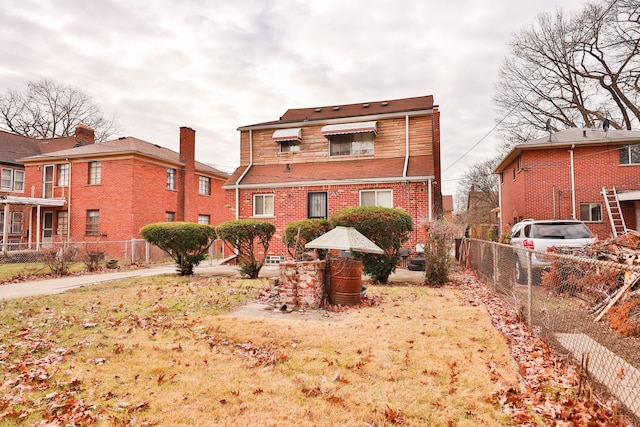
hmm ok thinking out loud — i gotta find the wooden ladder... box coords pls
[602,186,627,237]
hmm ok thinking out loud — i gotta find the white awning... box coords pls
[0,195,66,206]
[272,128,302,142]
[321,121,377,136]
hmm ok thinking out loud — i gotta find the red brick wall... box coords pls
[499,144,640,239]
[225,181,430,257]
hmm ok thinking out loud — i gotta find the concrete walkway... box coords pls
[0,262,424,300]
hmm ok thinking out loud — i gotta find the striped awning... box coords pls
[272,128,302,142]
[321,121,377,136]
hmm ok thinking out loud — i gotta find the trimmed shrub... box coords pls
[140,222,216,276]
[330,206,412,284]
[216,219,276,279]
[283,218,332,259]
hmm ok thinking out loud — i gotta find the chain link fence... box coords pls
[460,238,640,422]
[0,239,226,267]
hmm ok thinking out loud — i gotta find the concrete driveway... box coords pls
[0,263,424,300]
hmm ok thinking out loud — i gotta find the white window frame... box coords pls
[166,168,176,190]
[620,144,640,165]
[57,163,69,187]
[10,212,23,234]
[253,194,274,217]
[360,189,393,208]
[198,214,210,225]
[88,161,101,185]
[166,211,175,222]
[199,176,211,196]
[43,164,54,198]
[580,203,603,222]
[1,168,25,192]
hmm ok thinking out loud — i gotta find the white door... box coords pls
[42,211,53,245]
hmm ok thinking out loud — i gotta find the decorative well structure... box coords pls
[306,226,383,305]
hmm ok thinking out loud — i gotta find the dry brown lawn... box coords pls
[0,274,519,426]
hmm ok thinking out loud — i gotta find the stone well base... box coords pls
[278,260,326,309]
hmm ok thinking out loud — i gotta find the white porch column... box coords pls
[36,204,41,251]
[2,203,8,254]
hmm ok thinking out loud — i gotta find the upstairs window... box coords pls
[254,194,274,217]
[329,133,374,156]
[620,144,640,164]
[43,165,54,198]
[273,128,302,153]
[199,176,211,195]
[280,141,300,153]
[1,168,24,192]
[57,164,69,186]
[166,168,176,190]
[88,161,101,185]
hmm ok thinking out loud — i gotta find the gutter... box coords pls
[223,175,436,190]
[234,129,253,219]
[402,115,409,177]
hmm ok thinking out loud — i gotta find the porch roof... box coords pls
[0,195,66,207]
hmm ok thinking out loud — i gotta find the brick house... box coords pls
[223,95,442,260]
[494,127,640,239]
[15,126,228,254]
[0,127,91,252]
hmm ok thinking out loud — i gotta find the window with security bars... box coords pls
[86,210,100,235]
[307,192,327,219]
[57,211,69,236]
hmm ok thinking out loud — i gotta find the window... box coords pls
[166,211,175,222]
[360,189,393,208]
[198,214,210,225]
[43,165,54,198]
[620,144,640,164]
[280,141,300,153]
[86,210,100,235]
[57,164,69,186]
[517,155,523,171]
[57,211,69,236]
[580,203,602,222]
[88,161,101,185]
[199,176,211,196]
[10,212,23,234]
[166,168,176,190]
[329,133,374,156]
[308,192,328,219]
[254,194,274,216]
[1,168,25,192]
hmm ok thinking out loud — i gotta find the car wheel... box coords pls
[515,257,526,284]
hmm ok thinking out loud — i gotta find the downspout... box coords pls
[234,129,253,219]
[67,160,72,241]
[402,115,409,177]
[570,145,576,219]
[428,178,433,221]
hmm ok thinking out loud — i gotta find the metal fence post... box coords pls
[526,251,532,328]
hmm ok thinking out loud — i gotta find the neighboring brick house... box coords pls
[223,95,443,260]
[0,127,91,252]
[16,126,228,253]
[494,127,640,239]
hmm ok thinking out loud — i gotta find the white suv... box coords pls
[507,219,596,283]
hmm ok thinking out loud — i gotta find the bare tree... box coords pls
[0,78,121,142]
[494,0,640,150]
[455,155,500,221]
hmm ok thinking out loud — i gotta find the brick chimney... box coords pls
[179,127,196,171]
[75,123,95,144]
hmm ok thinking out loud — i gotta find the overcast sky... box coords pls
[1,0,586,197]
